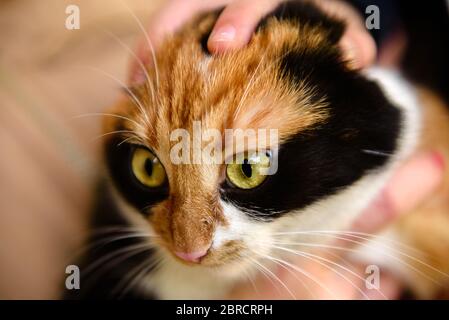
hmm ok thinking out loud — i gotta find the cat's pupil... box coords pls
[241,159,252,178]
[144,158,153,176]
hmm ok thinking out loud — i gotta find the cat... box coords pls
[67,1,449,299]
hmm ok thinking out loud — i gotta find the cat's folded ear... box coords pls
[256,0,346,45]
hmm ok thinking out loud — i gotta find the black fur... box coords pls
[63,182,157,299]
[399,0,449,104]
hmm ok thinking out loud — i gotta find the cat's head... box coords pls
[102,2,418,277]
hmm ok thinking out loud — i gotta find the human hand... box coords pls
[129,0,376,83]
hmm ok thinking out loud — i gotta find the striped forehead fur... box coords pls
[104,16,335,148]
[102,11,341,265]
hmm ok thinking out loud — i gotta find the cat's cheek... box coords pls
[211,201,275,268]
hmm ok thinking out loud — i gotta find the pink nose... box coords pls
[174,249,208,263]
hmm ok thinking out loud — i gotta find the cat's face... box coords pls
[103,5,410,277]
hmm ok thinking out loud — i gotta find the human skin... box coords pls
[129,0,445,299]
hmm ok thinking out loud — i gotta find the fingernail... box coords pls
[210,24,236,43]
[431,150,446,171]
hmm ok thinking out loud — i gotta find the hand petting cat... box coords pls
[129,0,376,83]
[129,0,445,299]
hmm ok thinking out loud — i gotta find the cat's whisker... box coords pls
[244,254,286,297]
[67,231,148,264]
[271,238,359,250]
[234,52,268,119]
[77,226,158,259]
[119,0,160,89]
[112,259,148,298]
[270,235,446,287]
[233,46,296,121]
[82,242,154,281]
[250,255,297,299]
[362,149,393,157]
[114,255,162,298]
[270,240,362,257]
[89,225,154,236]
[259,252,316,299]
[278,230,449,279]
[141,203,157,214]
[316,246,360,272]
[328,233,445,276]
[268,244,374,300]
[102,29,157,105]
[119,258,163,299]
[91,130,137,142]
[222,231,428,280]
[84,66,152,133]
[223,199,279,222]
[73,112,144,130]
[241,268,260,297]
[253,250,336,299]
[116,136,133,146]
[272,230,427,257]
[88,232,154,251]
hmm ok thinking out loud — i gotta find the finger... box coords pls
[144,0,233,45]
[208,0,280,53]
[339,26,377,69]
[352,151,445,233]
[313,0,376,69]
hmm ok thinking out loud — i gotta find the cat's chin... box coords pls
[143,248,257,299]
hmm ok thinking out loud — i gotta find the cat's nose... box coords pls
[174,249,208,263]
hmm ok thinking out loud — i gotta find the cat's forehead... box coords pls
[114,17,332,150]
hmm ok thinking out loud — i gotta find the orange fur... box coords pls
[103,12,449,298]
[103,16,332,263]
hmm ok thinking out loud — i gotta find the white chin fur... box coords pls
[141,67,422,299]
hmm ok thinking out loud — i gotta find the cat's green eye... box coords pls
[131,148,166,188]
[226,152,271,189]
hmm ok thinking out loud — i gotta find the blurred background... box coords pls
[0,0,163,299]
[0,0,448,299]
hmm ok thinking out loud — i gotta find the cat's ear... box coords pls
[256,1,345,45]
